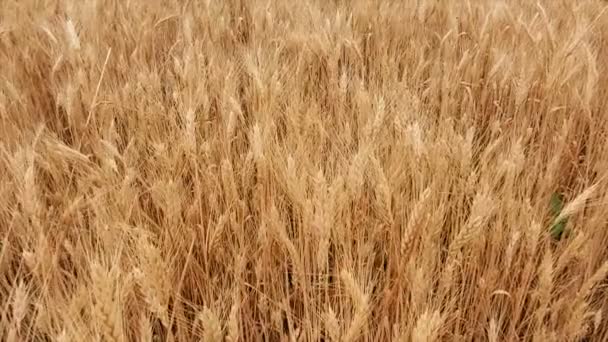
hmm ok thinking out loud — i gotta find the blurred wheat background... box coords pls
[1,0,608,341]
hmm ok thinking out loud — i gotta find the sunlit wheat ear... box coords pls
[313,169,331,270]
[411,310,443,342]
[449,190,496,254]
[243,52,264,93]
[220,158,239,201]
[459,127,475,171]
[64,19,80,51]
[12,281,28,327]
[371,157,392,223]
[526,220,542,256]
[225,302,240,342]
[592,310,603,335]
[409,265,431,311]
[347,148,368,198]
[250,124,265,163]
[578,261,608,301]
[138,313,153,342]
[324,307,341,341]
[198,307,223,342]
[582,42,599,108]
[554,184,597,224]
[8,281,28,340]
[225,108,238,141]
[504,230,521,269]
[269,205,304,288]
[535,248,553,328]
[21,154,40,219]
[91,263,123,342]
[55,329,71,342]
[371,96,386,138]
[135,237,170,327]
[405,122,426,157]
[340,270,369,342]
[182,108,197,153]
[402,187,431,256]
[487,317,500,342]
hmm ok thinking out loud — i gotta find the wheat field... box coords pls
[1,0,608,341]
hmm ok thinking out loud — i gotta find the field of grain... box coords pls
[1,0,608,341]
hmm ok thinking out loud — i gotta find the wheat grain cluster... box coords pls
[1,0,608,341]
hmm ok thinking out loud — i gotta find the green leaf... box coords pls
[549,192,568,240]
[550,192,564,216]
[550,219,567,240]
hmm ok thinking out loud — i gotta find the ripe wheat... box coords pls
[1,0,608,340]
